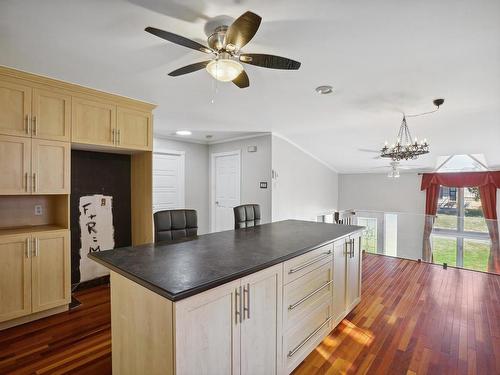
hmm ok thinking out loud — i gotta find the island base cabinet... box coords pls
[346,234,362,311]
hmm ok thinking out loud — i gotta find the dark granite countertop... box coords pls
[88,220,363,301]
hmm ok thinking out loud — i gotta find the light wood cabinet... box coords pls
[175,279,240,375]
[0,135,31,195]
[31,139,70,194]
[72,97,116,147]
[117,107,152,150]
[240,265,282,375]
[31,230,70,312]
[0,136,70,195]
[0,230,70,324]
[346,233,362,310]
[32,88,71,141]
[0,235,32,322]
[0,79,31,137]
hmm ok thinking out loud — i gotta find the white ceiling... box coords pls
[160,130,267,144]
[1,0,499,173]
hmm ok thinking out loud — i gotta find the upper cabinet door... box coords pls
[32,88,71,141]
[0,135,31,195]
[0,79,32,137]
[0,234,32,323]
[31,230,70,313]
[31,139,70,194]
[175,279,241,375]
[116,107,152,151]
[240,264,283,375]
[72,97,116,147]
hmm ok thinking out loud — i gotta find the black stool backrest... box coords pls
[233,204,261,229]
[153,209,198,243]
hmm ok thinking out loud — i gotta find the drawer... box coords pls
[283,243,333,284]
[284,300,333,373]
[283,261,333,330]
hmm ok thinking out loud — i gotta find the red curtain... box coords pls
[422,183,440,262]
[420,171,500,273]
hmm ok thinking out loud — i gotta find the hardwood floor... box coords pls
[0,254,499,374]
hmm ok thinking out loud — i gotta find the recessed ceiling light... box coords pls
[175,130,192,136]
[315,85,333,94]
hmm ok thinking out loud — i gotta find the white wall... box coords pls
[209,135,272,225]
[154,138,210,234]
[271,135,339,222]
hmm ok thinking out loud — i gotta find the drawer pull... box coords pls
[288,250,332,274]
[288,279,333,311]
[287,316,332,358]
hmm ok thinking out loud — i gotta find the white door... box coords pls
[212,151,241,232]
[153,151,185,212]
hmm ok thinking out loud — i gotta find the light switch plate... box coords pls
[34,205,43,216]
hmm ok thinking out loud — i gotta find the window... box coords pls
[432,186,490,269]
[357,217,377,253]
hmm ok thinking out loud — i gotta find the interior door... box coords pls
[346,234,362,310]
[175,279,241,375]
[0,234,32,322]
[71,97,116,146]
[0,135,31,195]
[0,79,32,137]
[31,230,70,312]
[240,265,282,375]
[152,152,185,212]
[32,87,71,141]
[116,107,152,150]
[31,139,70,194]
[332,239,347,323]
[213,151,240,232]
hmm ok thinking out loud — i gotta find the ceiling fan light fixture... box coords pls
[206,58,243,82]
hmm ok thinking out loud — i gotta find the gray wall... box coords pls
[209,135,272,226]
[153,138,210,234]
[271,135,339,222]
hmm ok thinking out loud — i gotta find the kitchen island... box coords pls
[89,219,364,375]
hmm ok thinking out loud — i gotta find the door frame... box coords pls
[210,150,241,232]
[152,149,185,212]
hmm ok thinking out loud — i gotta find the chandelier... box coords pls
[380,98,444,161]
[380,116,429,161]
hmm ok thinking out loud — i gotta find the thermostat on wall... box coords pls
[247,145,257,152]
[260,182,268,189]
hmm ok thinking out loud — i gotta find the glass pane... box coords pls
[463,239,490,272]
[435,187,458,230]
[357,217,377,253]
[464,188,488,233]
[432,236,457,266]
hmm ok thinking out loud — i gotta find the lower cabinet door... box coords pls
[346,234,362,310]
[240,264,282,375]
[175,279,241,375]
[332,239,347,323]
[31,230,70,312]
[0,234,32,322]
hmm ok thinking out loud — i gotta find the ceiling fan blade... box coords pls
[232,70,249,88]
[168,61,211,77]
[239,53,301,70]
[224,11,261,50]
[145,27,212,54]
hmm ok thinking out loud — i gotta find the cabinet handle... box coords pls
[32,116,37,136]
[350,239,355,258]
[117,129,121,145]
[287,316,332,358]
[288,279,333,311]
[26,114,31,135]
[243,283,250,319]
[288,250,332,274]
[32,173,37,193]
[25,238,31,258]
[235,286,242,325]
[111,129,115,144]
[25,172,29,192]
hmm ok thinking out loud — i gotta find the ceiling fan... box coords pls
[372,161,423,178]
[145,11,301,88]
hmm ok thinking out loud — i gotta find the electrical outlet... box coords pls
[34,205,43,216]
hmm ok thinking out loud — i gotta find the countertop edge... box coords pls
[89,226,364,302]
